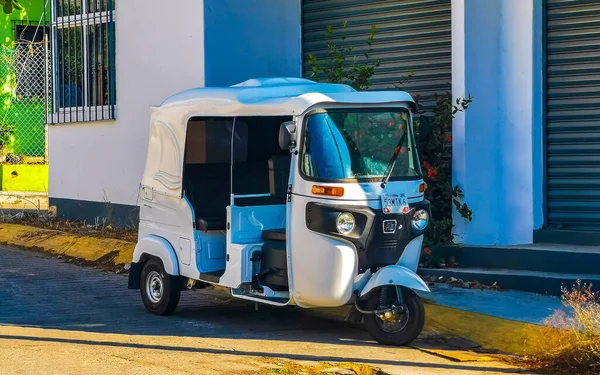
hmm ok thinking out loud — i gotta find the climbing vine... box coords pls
[306,22,473,249]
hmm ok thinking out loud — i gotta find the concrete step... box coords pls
[434,243,600,275]
[418,267,600,296]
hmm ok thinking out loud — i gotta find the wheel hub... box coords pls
[146,271,163,303]
[376,304,409,333]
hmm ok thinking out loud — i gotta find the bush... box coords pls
[413,93,473,248]
[525,281,600,374]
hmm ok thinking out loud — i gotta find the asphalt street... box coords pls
[0,246,530,374]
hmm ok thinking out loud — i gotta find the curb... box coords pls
[0,223,134,266]
[0,223,544,357]
[308,303,540,356]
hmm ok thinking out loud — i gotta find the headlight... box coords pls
[336,212,355,235]
[411,209,429,231]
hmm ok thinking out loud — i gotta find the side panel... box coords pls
[195,231,227,274]
[288,194,358,308]
[133,235,180,275]
[137,191,198,279]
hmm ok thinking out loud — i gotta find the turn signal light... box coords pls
[419,182,427,193]
[312,185,344,197]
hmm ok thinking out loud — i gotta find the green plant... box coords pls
[307,21,381,91]
[0,0,22,14]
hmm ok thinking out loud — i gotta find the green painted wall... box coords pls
[1,0,49,158]
[0,164,48,192]
[1,0,50,47]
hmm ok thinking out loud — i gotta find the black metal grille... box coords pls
[49,0,115,124]
[377,238,399,252]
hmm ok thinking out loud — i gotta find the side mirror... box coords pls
[279,121,297,150]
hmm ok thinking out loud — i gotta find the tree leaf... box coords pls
[3,0,13,14]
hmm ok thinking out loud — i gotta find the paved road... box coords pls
[0,246,529,375]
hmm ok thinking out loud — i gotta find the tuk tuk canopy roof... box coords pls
[154,77,416,117]
[141,78,416,198]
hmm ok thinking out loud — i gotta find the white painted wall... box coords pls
[48,0,206,206]
[452,0,543,245]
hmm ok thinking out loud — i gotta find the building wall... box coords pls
[203,0,302,86]
[48,0,206,224]
[49,0,303,225]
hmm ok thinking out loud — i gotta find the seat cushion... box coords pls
[262,228,286,241]
[235,195,285,207]
[197,217,227,232]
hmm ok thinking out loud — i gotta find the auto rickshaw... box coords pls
[128,77,431,346]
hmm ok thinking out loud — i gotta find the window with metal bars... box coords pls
[49,0,115,124]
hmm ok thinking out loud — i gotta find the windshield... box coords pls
[300,108,421,181]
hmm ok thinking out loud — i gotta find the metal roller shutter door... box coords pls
[546,0,600,229]
[302,0,451,111]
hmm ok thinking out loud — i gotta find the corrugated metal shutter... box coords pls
[302,0,451,112]
[546,0,600,229]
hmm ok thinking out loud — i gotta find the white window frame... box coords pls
[49,1,116,124]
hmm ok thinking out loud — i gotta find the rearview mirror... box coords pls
[279,121,297,150]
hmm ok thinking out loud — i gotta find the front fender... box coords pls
[132,235,180,275]
[359,265,430,298]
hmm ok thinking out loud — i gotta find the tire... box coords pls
[140,259,181,316]
[363,286,425,346]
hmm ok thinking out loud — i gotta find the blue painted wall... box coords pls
[204,0,302,87]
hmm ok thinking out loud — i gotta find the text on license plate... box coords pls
[381,193,409,214]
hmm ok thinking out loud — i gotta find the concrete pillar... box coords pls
[452,0,543,245]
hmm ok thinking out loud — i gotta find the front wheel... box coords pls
[363,286,425,346]
[140,259,181,316]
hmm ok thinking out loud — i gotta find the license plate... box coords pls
[381,193,408,214]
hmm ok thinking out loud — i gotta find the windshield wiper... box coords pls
[380,132,407,189]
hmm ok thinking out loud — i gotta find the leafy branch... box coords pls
[0,0,23,14]
[307,21,381,91]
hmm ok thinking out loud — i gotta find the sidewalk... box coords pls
[423,283,565,326]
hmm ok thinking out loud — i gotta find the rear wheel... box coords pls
[363,286,425,346]
[140,259,181,316]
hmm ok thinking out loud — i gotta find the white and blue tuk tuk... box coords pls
[128,77,431,345]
